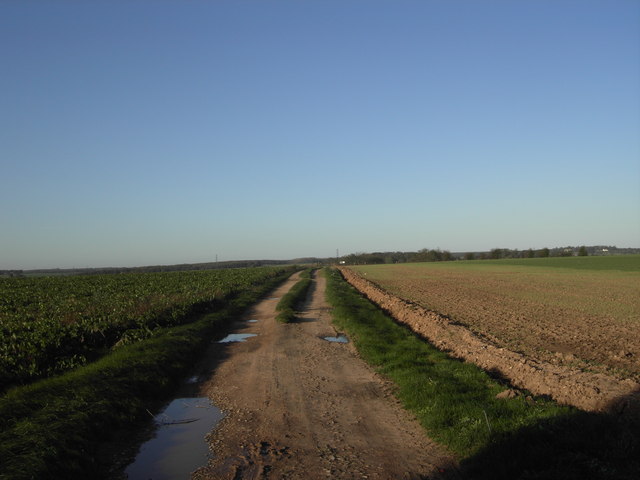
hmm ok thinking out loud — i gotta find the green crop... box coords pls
[0,267,296,479]
[461,254,640,272]
[0,267,292,392]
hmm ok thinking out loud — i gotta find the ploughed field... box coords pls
[350,256,640,384]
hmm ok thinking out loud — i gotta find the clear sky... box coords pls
[1,1,639,269]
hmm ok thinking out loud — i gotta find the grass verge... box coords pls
[324,268,639,479]
[0,269,295,480]
[275,269,313,323]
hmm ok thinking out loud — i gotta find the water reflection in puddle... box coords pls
[247,319,258,323]
[323,335,349,343]
[124,397,223,480]
[218,333,258,343]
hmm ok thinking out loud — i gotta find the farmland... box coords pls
[0,267,293,392]
[3,260,637,479]
[349,256,640,383]
[325,268,639,479]
[0,266,298,478]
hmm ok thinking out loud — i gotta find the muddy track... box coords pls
[193,271,459,480]
[339,267,640,418]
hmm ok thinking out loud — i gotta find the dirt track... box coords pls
[193,271,458,480]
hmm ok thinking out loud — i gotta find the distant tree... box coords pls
[344,253,361,264]
[578,245,588,256]
[367,255,385,264]
[464,252,475,260]
[537,247,550,258]
[526,249,535,258]
[413,248,431,262]
[412,248,453,262]
[490,248,504,259]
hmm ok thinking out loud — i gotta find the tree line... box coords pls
[338,245,600,265]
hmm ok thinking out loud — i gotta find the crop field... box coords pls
[350,255,640,383]
[0,267,291,392]
[0,266,297,479]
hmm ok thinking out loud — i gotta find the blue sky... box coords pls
[1,1,639,269]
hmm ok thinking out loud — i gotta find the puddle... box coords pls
[323,335,349,343]
[218,333,258,343]
[247,319,259,323]
[267,297,280,300]
[124,397,224,480]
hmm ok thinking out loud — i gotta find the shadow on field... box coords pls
[461,387,640,480]
[290,316,318,324]
[104,329,239,478]
[302,271,319,305]
[289,272,320,323]
[108,271,310,475]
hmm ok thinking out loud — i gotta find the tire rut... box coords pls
[193,270,459,480]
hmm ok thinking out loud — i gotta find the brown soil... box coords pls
[350,265,640,381]
[192,271,459,480]
[339,267,640,418]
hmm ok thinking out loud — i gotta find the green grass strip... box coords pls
[275,269,313,323]
[324,268,640,480]
[0,270,294,480]
[462,254,640,272]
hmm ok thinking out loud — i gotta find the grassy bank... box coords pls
[324,268,639,479]
[0,269,295,480]
[275,269,313,323]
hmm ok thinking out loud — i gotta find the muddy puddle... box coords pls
[247,319,259,323]
[124,397,223,480]
[323,334,349,343]
[218,333,258,343]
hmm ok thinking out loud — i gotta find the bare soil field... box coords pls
[193,271,459,479]
[341,265,640,416]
